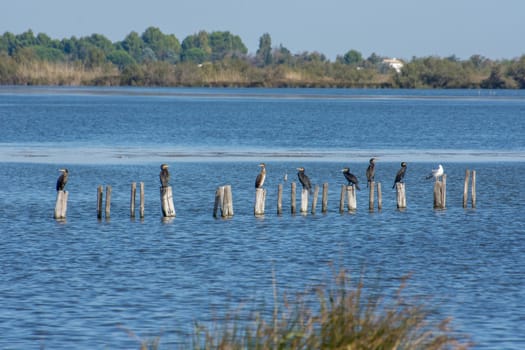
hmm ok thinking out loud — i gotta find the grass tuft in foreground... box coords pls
[185,269,471,350]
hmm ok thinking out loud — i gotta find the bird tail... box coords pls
[392,183,396,189]
[356,184,361,191]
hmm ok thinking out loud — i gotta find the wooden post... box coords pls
[377,182,382,211]
[222,185,233,218]
[322,183,328,213]
[471,170,476,208]
[213,186,224,218]
[346,185,357,211]
[130,182,136,218]
[463,169,470,208]
[277,184,283,215]
[160,186,176,217]
[54,190,68,220]
[369,181,375,211]
[254,188,266,216]
[311,184,319,215]
[291,182,296,214]
[105,185,112,219]
[433,174,446,209]
[396,182,406,209]
[139,182,145,218]
[339,184,345,213]
[97,185,103,219]
[300,189,309,213]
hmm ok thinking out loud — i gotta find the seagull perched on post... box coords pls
[426,164,444,181]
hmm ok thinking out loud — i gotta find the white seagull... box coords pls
[426,164,444,180]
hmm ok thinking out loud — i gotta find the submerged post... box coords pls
[396,182,406,209]
[346,185,357,211]
[300,189,309,214]
[160,186,176,218]
[139,182,145,218]
[97,185,103,219]
[54,190,68,220]
[254,188,266,216]
[130,182,136,218]
[277,184,283,215]
[322,183,328,213]
[369,181,375,211]
[471,170,476,208]
[222,185,234,218]
[377,182,382,211]
[291,182,296,215]
[463,169,470,208]
[339,184,345,213]
[311,184,319,215]
[213,186,224,218]
[105,185,112,219]
[433,174,446,209]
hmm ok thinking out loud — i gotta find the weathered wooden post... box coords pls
[277,184,283,215]
[97,185,103,219]
[300,189,309,214]
[213,186,224,218]
[322,183,328,213]
[105,185,112,219]
[139,182,145,219]
[369,181,375,211]
[433,174,446,209]
[254,188,266,216]
[311,184,319,215]
[54,190,68,220]
[339,184,345,213]
[471,170,476,208]
[130,182,136,218]
[222,185,234,218]
[291,182,296,214]
[346,185,357,211]
[377,183,382,211]
[463,169,470,208]
[396,183,406,209]
[160,186,176,217]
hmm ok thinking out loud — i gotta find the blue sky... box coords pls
[2,0,524,60]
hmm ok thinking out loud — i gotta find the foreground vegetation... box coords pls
[1,28,524,88]
[137,269,470,349]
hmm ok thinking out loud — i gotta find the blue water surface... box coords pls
[0,87,524,349]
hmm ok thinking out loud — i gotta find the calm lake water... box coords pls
[0,87,524,349]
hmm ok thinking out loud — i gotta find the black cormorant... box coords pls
[160,164,170,188]
[56,168,69,191]
[366,157,376,187]
[426,164,444,180]
[296,167,312,192]
[255,163,266,188]
[392,162,407,188]
[342,167,361,190]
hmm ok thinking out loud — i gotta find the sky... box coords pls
[1,0,524,61]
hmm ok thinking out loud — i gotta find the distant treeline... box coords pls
[1,27,524,88]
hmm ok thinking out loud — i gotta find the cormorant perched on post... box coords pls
[366,157,376,187]
[392,162,407,188]
[296,167,312,193]
[255,163,266,188]
[342,167,361,190]
[426,164,444,181]
[160,164,170,188]
[56,168,69,191]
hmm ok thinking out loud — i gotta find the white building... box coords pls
[382,58,404,73]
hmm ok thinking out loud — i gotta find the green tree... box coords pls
[141,27,181,63]
[256,33,272,66]
[121,31,144,62]
[181,31,211,62]
[342,49,363,65]
[208,31,247,61]
[507,55,525,88]
[107,50,136,69]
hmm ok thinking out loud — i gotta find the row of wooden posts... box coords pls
[54,170,477,220]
